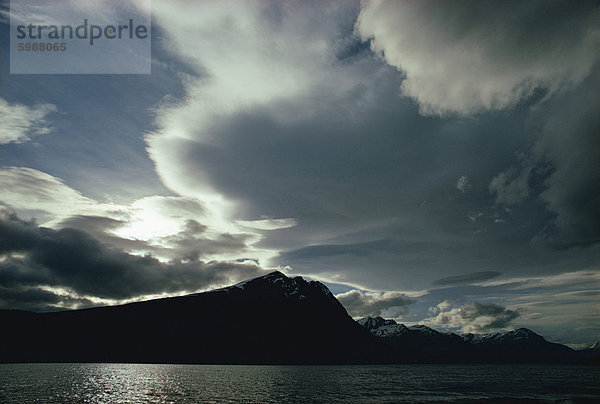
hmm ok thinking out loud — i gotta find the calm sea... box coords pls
[0,363,598,403]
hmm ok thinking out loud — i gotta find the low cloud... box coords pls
[456,176,471,193]
[428,299,453,315]
[0,209,265,311]
[424,301,520,333]
[489,165,533,206]
[436,300,452,311]
[336,289,415,318]
[0,98,56,144]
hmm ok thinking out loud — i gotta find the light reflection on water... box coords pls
[0,363,599,403]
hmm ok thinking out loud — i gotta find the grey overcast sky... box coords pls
[0,0,598,348]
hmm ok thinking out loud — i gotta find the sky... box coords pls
[0,0,598,348]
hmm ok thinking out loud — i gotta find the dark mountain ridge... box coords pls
[0,272,593,364]
[0,271,384,364]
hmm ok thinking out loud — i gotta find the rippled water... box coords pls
[1,363,598,403]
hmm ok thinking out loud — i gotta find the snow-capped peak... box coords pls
[460,328,544,345]
[358,317,447,338]
[357,316,409,337]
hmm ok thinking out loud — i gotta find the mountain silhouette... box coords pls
[0,272,590,365]
[0,271,384,364]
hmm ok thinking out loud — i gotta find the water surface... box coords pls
[1,363,598,403]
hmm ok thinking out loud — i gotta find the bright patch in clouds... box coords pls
[112,196,208,241]
[0,167,283,264]
[423,301,520,333]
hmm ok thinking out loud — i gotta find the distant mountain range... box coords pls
[358,316,598,364]
[0,271,597,365]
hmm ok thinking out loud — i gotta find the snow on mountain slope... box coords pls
[357,316,409,337]
[359,316,548,345]
[358,316,448,338]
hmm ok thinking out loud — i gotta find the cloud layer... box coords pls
[433,271,501,286]
[357,0,600,116]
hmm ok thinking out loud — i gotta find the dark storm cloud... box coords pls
[0,284,97,312]
[0,211,264,310]
[434,271,501,286]
[489,69,600,247]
